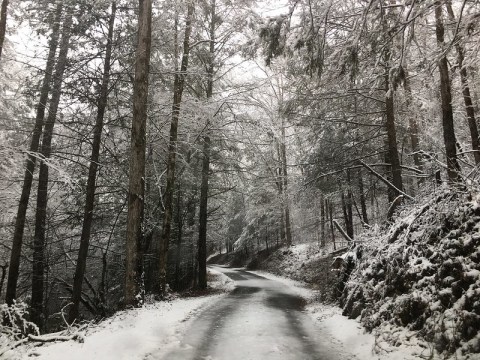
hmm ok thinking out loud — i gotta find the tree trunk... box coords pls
[341,191,353,240]
[320,194,325,247]
[358,169,369,225]
[329,201,336,250]
[174,180,183,290]
[445,1,480,165]
[403,69,423,183]
[197,0,216,290]
[435,1,460,182]
[31,8,73,330]
[0,0,8,59]
[0,264,7,297]
[280,125,292,246]
[384,57,404,198]
[159,2,194,295]
[5,0,63,307]
[124,0,152,307]
[68,2,116,324]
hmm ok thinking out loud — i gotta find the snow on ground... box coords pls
[23,296,224,360]
[208,266,236,292]
[3,268,232,360]
[249,269,426,360]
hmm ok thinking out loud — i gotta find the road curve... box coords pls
[156,267,355,360]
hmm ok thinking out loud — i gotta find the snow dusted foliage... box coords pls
[342,187,480,358]
[0,301,39,357]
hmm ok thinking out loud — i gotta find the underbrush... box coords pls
[342,187,480,359]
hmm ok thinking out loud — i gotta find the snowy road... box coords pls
[158,266,353,360]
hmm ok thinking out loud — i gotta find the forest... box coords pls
[1,0,480,358]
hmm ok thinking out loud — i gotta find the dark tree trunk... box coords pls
[280,126,292,246]
[329,201,336,250]
[5,0,63,306]
[435,1,460,182]
[159,3,194,295]
[0,0,8,58]
[197,0,216,290]
[403,70,423,184]
[68,2,116,323]
[31,9,73,330]
[445,1,480,165]
[346,171,354,239]
[358,169,369,225]
[0,264,7,297]
[384,57,404,198]
[197,134,210,289]
[320,195,325,247]
[341,191,353,240]
[124,0,152,307]
[174,181,183,289]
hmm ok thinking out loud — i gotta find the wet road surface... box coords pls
[153,267,353,360]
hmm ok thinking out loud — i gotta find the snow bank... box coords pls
[342,189,480,359]
[2,267,230,360]
[14,295,223,360]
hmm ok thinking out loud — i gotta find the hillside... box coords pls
[342,189,480,359]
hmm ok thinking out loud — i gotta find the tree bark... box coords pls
[280,124,292,246]
[0,0,8,59]
[5,0,63,307]
[31,8,73,330]
[329,201,336,250]
[445,1,480,165]
[358,169,369,225]
[435,1,460,183]
[124,0,152,307]
[174,181,183,290]
[197,0,216,290]
[159,2,194,295]
[403,69,423,181]
[384,56,404,198]
[320,194,325,247]
[68,2,116,323]
[0,263,7,297]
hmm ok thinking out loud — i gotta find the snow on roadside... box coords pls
[3,269,231,360]
[248,269,426,360]
[14,295,223,360]
[208,265,236,292]
[247,269,315,300]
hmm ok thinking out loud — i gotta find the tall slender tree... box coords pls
[158,1,194,295]
[435,0,460,182]
[124,0,152,307]
[31,6,74,329]
[445,0,480,165]
[5,0,63,307]
[68,1,117,323]
[197,0,215,290]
